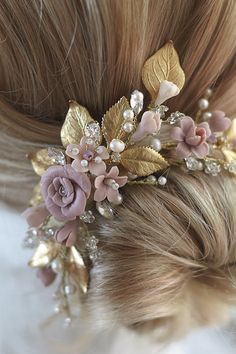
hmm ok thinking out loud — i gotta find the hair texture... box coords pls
[1,0,236,340]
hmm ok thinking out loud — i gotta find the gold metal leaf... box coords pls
[120,146,169,177]
[69,246,89,294]
[223,149,236,163]
[225,118,236,142]
[28,242,60,268]
[61,101,96,148]
[102,96,132,145]
[29,183,44,207]
[142,41,185,103]
[28,149,55,176]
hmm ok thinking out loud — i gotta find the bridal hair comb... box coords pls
[23,41,236,324]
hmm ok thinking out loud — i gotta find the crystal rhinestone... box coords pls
[123,109,134,120]
[109,139,125,153]
[86,235,98,250]
[96,201,114,219]
[166,111,185,125]
[204,161,221,176]
[228,162,236,174]
[150,138,161,151]
[147,175,157,182]
[130,90,144,115]
[85,122,101,141]
[89,252,98,262]
[198,98,209,110]
[111,152,121,163]
[22,230,39,249]
[123,122,134,133]
[158,176,167,186]
[48,147,66,165]
[63,284,76,295]
[185,157,201,171]
[44,228,55,237]
[156,105,169,118]
[80,210,95,224]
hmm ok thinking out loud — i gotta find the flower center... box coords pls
[59,185,66,196]
[83,150,94,161]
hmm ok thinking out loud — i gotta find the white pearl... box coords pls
[158,176,167,185]
[147,175,157,182]
[109,139,125,153]
[51,260,62,273]
[197,162,203,170]
[81,159,89,167]
[64,317,72,327]
[123,109,134,120]
[198,98,209,110]
[94,156,102,164]
[150,138,162,151]
[64,284,76,295]
[113,193,123,205]
[54,304,61,314]
[202,112,212,120]
[123,122,134,133]
[205,88,213,97]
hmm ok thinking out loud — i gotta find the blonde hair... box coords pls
[1,0,236,340]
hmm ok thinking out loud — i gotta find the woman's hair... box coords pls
[1,0,236,340]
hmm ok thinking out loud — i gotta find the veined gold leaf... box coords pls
[69,246,89,294]
[29,183,44,207]
[102,97,132,145]
[28,149,55,176]
[28,242,60,268]
[142,41,185,103]
[120,146,169,176]
[61,101,95,148]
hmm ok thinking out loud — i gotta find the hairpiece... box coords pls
[23,41,236,324]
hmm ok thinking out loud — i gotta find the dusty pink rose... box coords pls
[94,166,128,204]
[170,116,211,158]
[36,267,57,287]
[41,165,91,221]
[23,204,50,227]
[209,110,231,132]
[131,111,161,143]
[54,220,77,247]
[155,80,180,105]
[66,137,109,175]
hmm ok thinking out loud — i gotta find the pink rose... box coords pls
[131,111,161,143]
[94,166,128,204]
[209,110,231,132]
[41,165,91,221]
[170,116,211,158]
[54,220,77,247]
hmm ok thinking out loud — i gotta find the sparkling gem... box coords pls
[86,235,98,250]
[44,228,55,237]
[123,122,134,133]
[185,157,201,171]
[123,109,134,120]
[150,138,161,151]
[111,152,121,162]
[85,122,101,141]
[96,201,114,219]
[48,147,66,165]
[156,105,169,118]
[198,98,209,110]
[204,161,221,176]
[109,139,125,153]
[147,175,157,182]
[80,210,95,223]
[130,90,144,115]
[166,111,185,125]
[81,159,89,167]
[89,252,98,262]
[158,176,167,185]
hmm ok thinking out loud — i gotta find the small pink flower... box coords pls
[155,80,180,106]
[36,267,57,287]
[131,111,161,143]
[66,137,109,175]
[41,165,91,221]
[23,204,50,227]
[170,116,211,158]
[54,220,77,247]
[209,110,231,132]
[94,166,128,204]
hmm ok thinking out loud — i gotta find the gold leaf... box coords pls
[102,97,132,145]
[142,41,185,103]
[225,118,236,142]
[28,149,55,176]
[222,149,236,163]
[61,101,96,148]
[120,146,169,176]
[29,183,44,207]
[28,242,60,268]
[69,246,89,294]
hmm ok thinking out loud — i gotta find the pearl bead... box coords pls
[197,162,203,170]
[94,156,102,164]
[64,284,76,295]
[202,112,212,120]
[198,98,209,110]
[158,176,167,185]
[113,193,123,205]
[109,139,125,153]
[64,317,72,327]
[150,138,161,151]
[54,304,61,314]
[51,260,62,273]
[205,88,213,97]
[123,122,134,133]
[81,159,89,167]
[147,175,157,182]
[123,109,134,120]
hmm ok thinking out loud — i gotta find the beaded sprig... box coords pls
[23,41,236,324]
